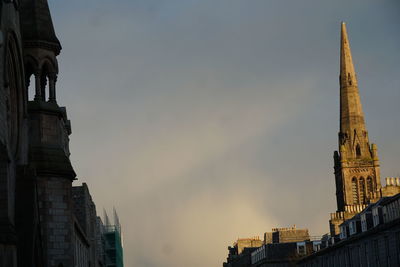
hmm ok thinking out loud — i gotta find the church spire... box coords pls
[339,22,368,145]
[331,22,381,236]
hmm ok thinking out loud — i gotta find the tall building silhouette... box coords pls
[0,1,123,266]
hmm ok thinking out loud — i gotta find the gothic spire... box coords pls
[19,0,61,54]
[339,22,367,137]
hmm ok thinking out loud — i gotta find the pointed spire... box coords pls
[19,0,61,54]
[339,22,367,136]
[340,22,358,87]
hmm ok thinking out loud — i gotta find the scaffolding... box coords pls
[103,208,124,267]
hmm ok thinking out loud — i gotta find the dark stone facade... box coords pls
[72,183,105,267]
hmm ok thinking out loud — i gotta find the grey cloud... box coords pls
[46,0,400,266]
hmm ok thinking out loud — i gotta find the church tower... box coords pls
[16,0,76,266]
[330,23,381,235]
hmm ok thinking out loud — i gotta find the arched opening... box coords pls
[40,63,50,101]
[367,177,373,195]
[27,74,35,101]
[359,177,365,204]
[352,177,359,204]
[356,144,361,158]
[24,59,36,101]
[39,60,57,102]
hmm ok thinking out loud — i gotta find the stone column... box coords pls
[48,73,57,103]
[34,71,42,101]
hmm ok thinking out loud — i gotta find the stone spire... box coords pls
[339,22,369,158]
[330,22,382,237]
[19,0,61,54]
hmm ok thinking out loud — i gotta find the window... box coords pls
[367,177,373,195]
[5,33,24,157]
[297,242,306,256]
[352,177,359,204]
[356,144,361,157]
[359,177,365,203]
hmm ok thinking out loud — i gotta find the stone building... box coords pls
[329,22,400,236]
[0,1,119,266]
[251,240,320,267]
[298,193,400,267]
[72,183,106,267]
[264,226,309,244]
[223,228,312,267]
[223,237,263,267]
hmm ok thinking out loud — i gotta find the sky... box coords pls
[48,1,400,266]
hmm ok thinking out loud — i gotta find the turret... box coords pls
[19,0,74,178]
[20,0,61,103]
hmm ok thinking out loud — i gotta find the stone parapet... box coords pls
[385,177,400,186]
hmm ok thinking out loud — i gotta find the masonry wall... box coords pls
[37,177,74,267]
[72,184,103,267]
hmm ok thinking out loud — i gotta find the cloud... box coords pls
[46,0,400,266]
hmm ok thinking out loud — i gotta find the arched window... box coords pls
[367,177,373,195]
[352,177,359,204]
[359,177,365,204]
[24,57,37,101]
[356,144,361,158]
[5,33,24,158]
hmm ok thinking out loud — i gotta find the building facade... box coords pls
[251,241,320,267]
[72,183,106,267]
[223,237,264,267]
[264,226,309,244]
[298,193,400,267]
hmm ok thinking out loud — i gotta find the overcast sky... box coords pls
[48,1,399,266]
